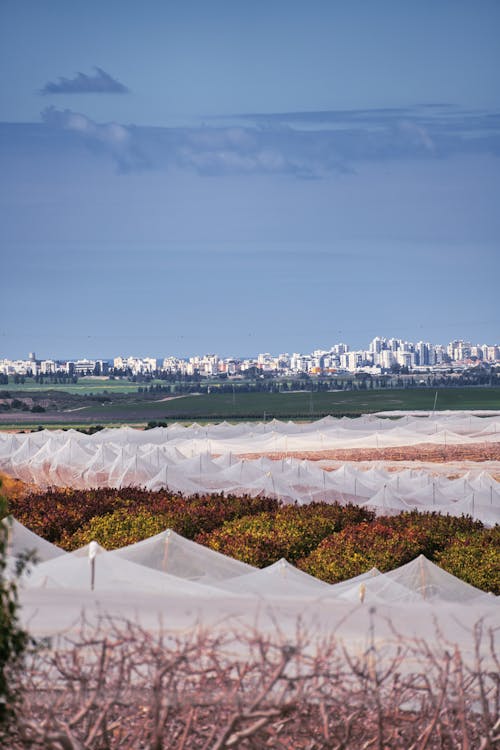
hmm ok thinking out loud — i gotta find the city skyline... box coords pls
[1,1,499,357]
[2,332,500,362]
[2,335,499,379]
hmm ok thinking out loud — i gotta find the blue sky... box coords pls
[0,0,499,359]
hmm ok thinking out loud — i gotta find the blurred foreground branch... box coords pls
[10,616,500,749]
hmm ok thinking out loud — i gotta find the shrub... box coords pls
[297,521,430,583]
[0,482,31,739]
[435,527,500,594]
[9,488,280,549]
[8,488,124,543]
[197,503,375,567]
[65,509,170,550]
[376,511,484,558]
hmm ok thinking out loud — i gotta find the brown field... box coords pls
[240,441,500,464]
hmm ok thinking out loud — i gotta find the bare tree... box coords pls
[11,614,500,749]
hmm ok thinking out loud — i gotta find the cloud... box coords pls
[41,107,147,172]
[39,103,500,178]
[40,67,129,95]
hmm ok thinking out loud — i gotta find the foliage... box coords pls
[0,481,31,738]
[376,511,484,557]
[297,521,434,583]
[6,486,499,592]
[63,509,170,550]
[196,503,375,567]
[8,487,280,550]
[436,526,500,594]
[298,512,489,584]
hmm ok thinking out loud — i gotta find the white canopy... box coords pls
[109,528,256,583]
[2,414,499,524]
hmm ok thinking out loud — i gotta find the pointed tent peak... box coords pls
[3,516,65,562]
[217,557,331,596]
[110,527,255,582]
[385,555,493,603]
[165,422,186,432]
[327,567,382,596]
[258,558,331,587]
[71,541,107,558]
[262,558,331,587]
[266,557,291,570]
[315,415,337,425]
[26,544,224,597]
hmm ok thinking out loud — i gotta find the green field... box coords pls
[1,386,499,428]
[3,377,161,394]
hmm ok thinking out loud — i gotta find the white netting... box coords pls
[16,545,499,652]
[213,558,332,597]
[109,528,256,583]
[5,516,497,654]
[3,516,65,562]
[1,414,499,524]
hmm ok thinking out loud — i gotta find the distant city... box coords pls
[1,338,499,380]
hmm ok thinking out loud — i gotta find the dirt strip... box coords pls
[238,442,500,464]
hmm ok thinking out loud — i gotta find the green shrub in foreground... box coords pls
[0,482,30,739]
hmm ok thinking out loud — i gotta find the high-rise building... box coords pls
[369,336,387,353]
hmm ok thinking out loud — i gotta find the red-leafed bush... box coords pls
[297,521,430,582]
[375,511,484,557]
[7,488,279,547]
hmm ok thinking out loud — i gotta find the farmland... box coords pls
[0,386,499,428]
[1,377,164,394]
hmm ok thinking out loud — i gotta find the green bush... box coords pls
[377,511,484,557]
[297,521,430,583]
[197,503,374,567]
[0,482,31,738]
[435,527,500,594]
[64,509,170,550]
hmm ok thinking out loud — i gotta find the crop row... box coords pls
[6,488,500,593]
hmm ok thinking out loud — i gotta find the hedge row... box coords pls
[8,488,278,547]
[196,503,374,567]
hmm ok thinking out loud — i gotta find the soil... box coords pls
[239,441,500,464]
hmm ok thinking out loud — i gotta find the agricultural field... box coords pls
[0,385,499,428]
[2,376,164,394]
[5,485,499,593]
